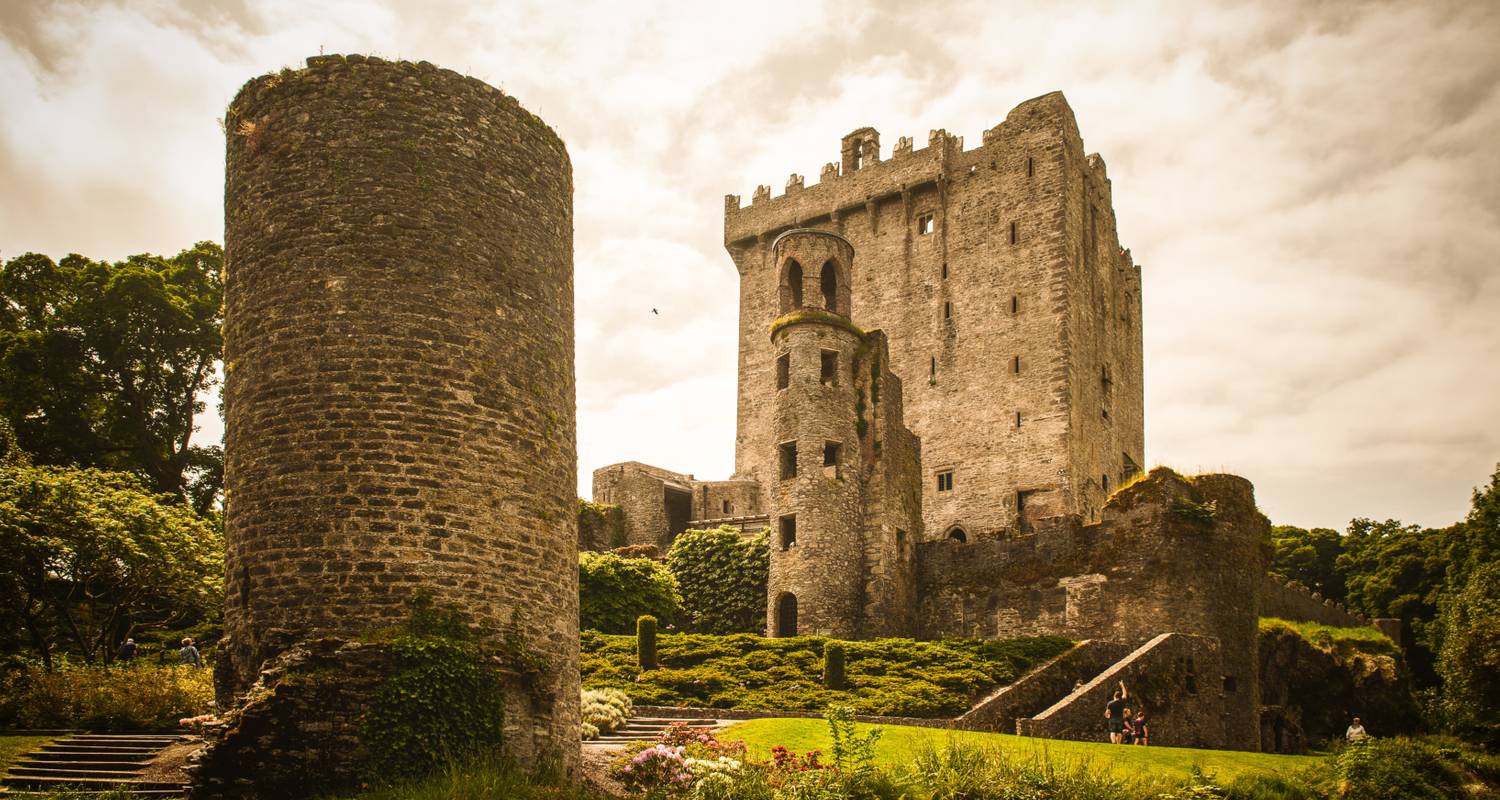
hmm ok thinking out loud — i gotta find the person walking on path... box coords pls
[1104,681,1128,744]
[115,638,136,663]
[178,637,202,668]
[1346,717,1368,742]
[1133,709,1149,745]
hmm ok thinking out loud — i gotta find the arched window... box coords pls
[820,260,839,314]
[784,260,804,311]
[774,592,798,637]
[948,526,967,543]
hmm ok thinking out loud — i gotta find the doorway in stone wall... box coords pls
[774,592,798,637]
[664,486,692,545]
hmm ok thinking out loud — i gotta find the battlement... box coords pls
[724,91,1087,246]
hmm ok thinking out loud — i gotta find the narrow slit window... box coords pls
[1102,474,1110,492]
[941,262,948,280]
[776,352,790,390]
[779,515,797,550]
[917,213,935,235]
[779,441,798,480]
[1010,221,1019,244]
[896,529,907,554]
[936,470,954,492]
[943,301,952,320]
[1026,156,1035,177]
[820,350,837,386]
[1011,295,1019,314]
[1013,355,1021,374]
[1015,411,1022,428]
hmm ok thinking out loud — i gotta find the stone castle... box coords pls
[594,93,1389,751]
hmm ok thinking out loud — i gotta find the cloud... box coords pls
[2,0,1497,528]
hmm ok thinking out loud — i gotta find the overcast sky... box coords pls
[3,0,1497,530]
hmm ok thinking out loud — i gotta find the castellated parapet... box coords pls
[215,54,579,787]
[764,230,922,639]
[725,92,1144,543]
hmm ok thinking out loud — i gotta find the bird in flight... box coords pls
[652,308,659,315]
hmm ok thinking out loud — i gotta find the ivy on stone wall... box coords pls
[577,498,626,550]
[666,527,770,635]
[362,594,505,779]
[579,551,682,634]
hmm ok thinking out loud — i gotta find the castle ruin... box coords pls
[199,55,580,796]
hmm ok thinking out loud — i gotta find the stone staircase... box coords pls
[2,733,188,797]
[591,716,721,745]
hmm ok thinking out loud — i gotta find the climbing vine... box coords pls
[362,594,506,779]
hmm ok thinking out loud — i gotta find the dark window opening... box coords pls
[917,213,935,235]
[1102,407,1111,422]
[1026,156,1035,177]
[1102,474,1110,492]
[665,486,692,543]
[774,592,798,637]
[948,526,967,543]
[820,350,837,386]
[1011,295,1019,314]
[820,260,839,313]
[779,441,798,480]
[823,442,842,479]
[896,529,907,554]
[1223,675,1238,693]
[941,262,948,280]
[722,499,733,515]
[930,356,937,379]
[1010,221,1019,244]
[936,470,954,492]
[1017,489,1038,532]
[1015,411,1022,428]
[1013,355,1021,374]
[776,352,790,390]
[787,260,803,308]
[778,515,797,550]
[943,301,952,320]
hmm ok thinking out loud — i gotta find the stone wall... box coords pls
[725,92,1144,543]
[220,54,579,773]
[916,468,1268,750]
[578,501,625,551]
[1020,633,1233,749]
[956,639,1132,733]
[1260,575,1371,628]
[591,462,693,550]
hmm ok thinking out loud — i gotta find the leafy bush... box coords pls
[638,615,658,671]
[580,688,632,740]
[361,595,504,780]
[665,527,769,634]
[1437,562,1500,747]
[0,661,213,730]
[578,551,681,634]
[580,631,1071,717]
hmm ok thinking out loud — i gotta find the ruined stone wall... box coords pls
[690,479,763,522]
[1020,633,1235,749]
[725,92,1144,543]
[221,54,578,770]
[916,469,1267,749]
[957,639,1132,734]
[1260,575,1371,628]
[591,461,692,550]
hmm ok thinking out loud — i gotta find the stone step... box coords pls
[1,733,189,798]
[15,758,147,772]
[6,766,147,780]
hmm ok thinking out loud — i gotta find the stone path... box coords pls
[2,733,190,797]
[591,716,722,744]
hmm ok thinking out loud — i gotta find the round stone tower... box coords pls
[765,229,864,639]
[221,55,577,767]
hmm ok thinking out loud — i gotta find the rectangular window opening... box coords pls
[896,529,907,554]
[779,441,798,480]
[823,441,842,479]
[779,514,797,550]
[941,262,948,280]
[1015,411,1022,428]
[1102,474,1110,492]
[1026,156,1035,177]
[1011,295,1019,314]
[1013,355,1021,374]
[776,352,790,390]
[1009,221,1019,245]
[722,499,733,515]
[943,301,952,320]
[936,470,954,492]
[820,350,837,386]
[917,213,935,235]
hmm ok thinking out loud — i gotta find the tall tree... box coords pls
[0,243,223,511]
[1268,524,1347,602]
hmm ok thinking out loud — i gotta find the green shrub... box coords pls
[361,595,505,781]
[0,661,213,730]
[823,642,846,690]
[578,551,681,634]
[581,632,1071,718]
[666,527,769,634]
[637,615,658,671]
[580,688,632,740]
[1437,562,1500,747]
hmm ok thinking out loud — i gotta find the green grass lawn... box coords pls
[719,718,1320,783]
[0,735,52,771]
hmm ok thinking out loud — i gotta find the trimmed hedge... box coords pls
[665,527,769,634]
[580,631,1071,718]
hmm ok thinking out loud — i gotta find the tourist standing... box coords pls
[179,637,202,668]
[1346,717,1368,742]
[115,637,136,663]
[1133,710,1149,745]
[1104,681,1128,744]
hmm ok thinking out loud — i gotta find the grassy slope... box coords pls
[719,718,1320,783]
[0,735,52,771]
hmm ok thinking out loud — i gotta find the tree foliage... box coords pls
[665,526,769,635]
[1436,562,1500,747]
[578,551,681,634]
[0,462,223,667]
[0,243,223,512]
[1268,524,1346,602]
